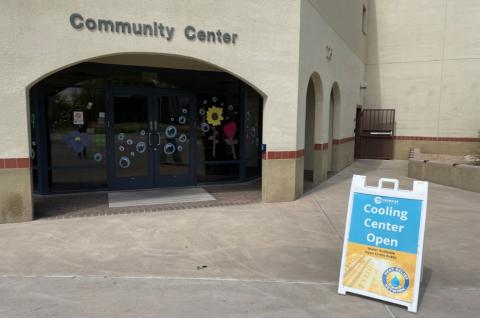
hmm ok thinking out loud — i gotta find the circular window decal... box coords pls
[199,108,205,116]
[179,134,187,143]
[136,142,146,154]
[94,153,103,162]
[164,143,176,155]
[212,96,218,102]
[118,133,125,141]
[177,145,183,152]
[201,122,210,133]
[203,100,208,105]
[178,116,187,124]
[119,145,125,152]
[165,126,177,138]
[140,130,146,136]
[170,117,175,122]
[119,156,131,169]
[228,104,234,111]
[127,139,134,145]
[182,108,188,114]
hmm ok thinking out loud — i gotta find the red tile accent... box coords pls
[333,137,355,145]
[262,149,305,160]
[17,158,31,168]
[4,159,17,169]
[314,143,329,151]
[0,157,31,169]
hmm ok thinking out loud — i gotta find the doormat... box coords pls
[108,187,216,208]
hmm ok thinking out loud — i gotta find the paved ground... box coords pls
[34,181,262,219]
[0,159,479,317]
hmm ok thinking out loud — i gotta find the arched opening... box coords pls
[328,82,341,172]
[303,73,324,190]
[304,79,316,184]
[28,54,264,199]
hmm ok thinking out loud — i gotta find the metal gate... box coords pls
[354,109,395,159]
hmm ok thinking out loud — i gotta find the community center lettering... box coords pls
[69,13,238,44]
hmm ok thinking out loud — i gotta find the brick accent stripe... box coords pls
[394,136,480,142]
[333,137,355,145]
[262,149,304,160]
[314,143,329,150]
[0,158,31,169]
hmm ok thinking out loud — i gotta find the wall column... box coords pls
[0,159,33,223]
[262,150,304,202]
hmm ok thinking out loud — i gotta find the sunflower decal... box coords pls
[206,106,224,126]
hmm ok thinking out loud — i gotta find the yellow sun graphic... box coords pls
[206,106,224,126]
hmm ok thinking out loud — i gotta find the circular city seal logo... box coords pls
[382,267,410,294]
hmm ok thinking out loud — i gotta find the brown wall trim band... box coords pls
[394,136,480,142]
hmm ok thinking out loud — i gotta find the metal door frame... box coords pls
[106,87,156,190]
[152,90,196,187]
[106,87,197,190]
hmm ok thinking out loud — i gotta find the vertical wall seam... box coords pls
[436,0,449,138]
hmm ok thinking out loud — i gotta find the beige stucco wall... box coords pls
[366,0,480,139]
[0,169,33,223]
[298,0,366,177]
[1,0,370,217]
[262,158,304,202]
[307,0,368,62]
[0,0,368,162]
[0,0,304,161]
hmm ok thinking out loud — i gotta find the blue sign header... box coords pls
[348,193,422,254]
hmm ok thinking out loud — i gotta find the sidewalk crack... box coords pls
[385,305,396,318]
[312,197,344,242]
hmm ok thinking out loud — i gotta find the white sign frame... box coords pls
[338,175,428,313]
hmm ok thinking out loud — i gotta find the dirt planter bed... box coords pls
[408,149,480,193]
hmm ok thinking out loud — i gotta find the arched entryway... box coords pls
[303,73,323,189]
[327,82,341,172]
[28,54,264,196]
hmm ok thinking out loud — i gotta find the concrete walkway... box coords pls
[0,160,479,317]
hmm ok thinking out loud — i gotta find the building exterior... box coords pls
[1,0,479,224]
[365,0,480,158]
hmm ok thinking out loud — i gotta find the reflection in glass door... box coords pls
[155,95,194,186]
[108,92,154,189]
[107,90,194,189]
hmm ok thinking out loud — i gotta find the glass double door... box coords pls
[107,88,194,189]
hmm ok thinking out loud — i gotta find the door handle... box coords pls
[148,132,153,146]
[156,132,161,146]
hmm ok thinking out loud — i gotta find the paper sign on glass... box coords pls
[73,111,84,125]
